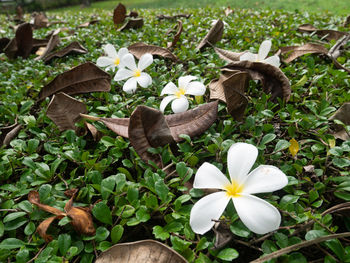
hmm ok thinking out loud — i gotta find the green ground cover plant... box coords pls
[0,3,350,263]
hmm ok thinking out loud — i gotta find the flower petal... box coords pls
[171,97,189,113]
[104,44,117,58]
[161,82,178,96]
[242,165,288,194]
[227,143,258,184]
[178,75,197,89]
[263,55,281,68]
[138,53,153,71]
[258,40,271,61]
[193,162,231,190]
[160,95,176,112]
[239,52,257,62]
[96,57,114,68]
[114,68,134,81]
[136,72,152,88]
[185,81,206,96]
[117,47,129,58]
[123,77,137,93]
[190,192,230,235]
[122,53,137,71]
[232,194,281,234]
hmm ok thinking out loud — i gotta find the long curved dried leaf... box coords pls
[223,61,291,101]
[113,3,127,24]
[165,101,219,142]
[96,239,187,263]
[46,93,87,131]
[157,14,191,20]
[329,102,350,141]
[77,19,99,28]
[85,122,103,141]
[298,23,348,41]
[28,191,66,216]
[119,18,144,31]
[280,43,328,63]
[128,42,177,61]
[167,20,183,49]
[43,41,88,63]
[37,216,60,242]
[39,62,111,101]
[197,19,224,50]
[4,23,33,59]
[35,28,60,61]
[214,47,246,62]
[0,119,22,147]
[129,106,174,166]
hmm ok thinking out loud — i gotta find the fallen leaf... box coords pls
[32,12,49,29]
[129,11,139,18]
[113,3,127,24]
[197,19,224,50]
[213,222,232,249]
[289,138,299,157]
[4,23,33,59]
[129,106,175,166]
[39,62,111,101]
[35,28,60,61]
[119,18,144,31]
[156,14,191,20]
[37,216,61,242]
[46,93,87,131]
[329,102,350,141]
[214,46,246,62]
[222,61,291,101]
[128,42,177,61]
[0,120,22,146]
[77,19,99,28]
[303,165,315,173]
[42,41,88,63]
[224,6,234,16]
[209,71,250,120]
[28,191,66,216]
[0,37,10,53]
[344,15,350,27]
[85,122,103,141]
[14,5,24,22]
[95,240,187,263]
[167,20,183,49]
[280,43,328,63]
[328,35,350,73]
[298,23,348,41]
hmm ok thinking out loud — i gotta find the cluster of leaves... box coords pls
[0,4,349,263]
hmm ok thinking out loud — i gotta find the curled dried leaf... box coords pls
[33,12,49,29]
[39,62,111,101]
[28,191,66,216]
[85,122,103,141]
[95,239,187,263]
[197,19,224,50]
[280,43,328,63]
[46,92,87,131]
[0,37,10,53]
[344,15,350,27]
[36,216,61,243]
[329,102,350,141]
[157,14,191,20]
[167,20,183,49]
[35,28,60,61]
[214,46,246,62]
[77,19,99,28]
[113,3,127,24]
[0,120,22,147]
[119,18,144,31]
[4,23,33,59]
[298,23,348,41]
[128,42,177,61]
[43,41,88,63]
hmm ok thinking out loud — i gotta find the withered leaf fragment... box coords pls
[39,62,111,101]
[113,3,127,24]
[167,20,183,49]
[32,12,49,29]
[119,18,144,31]
[197,19,224,50]
[298,23,348,41]
[329,102,350,141]
[157,14,191,20]
[280,43,328,63]
[35,28,60,61]
[128,42,177,61]
[4,23,33,59]
[0,120,22,146]
[77,19,99,28]
[95,240,187,263]
[214,46,246,63]
[46,92,87,131]
[224,6,234,16]
[344,15,350,27]
[0,38,10,53]
[42,41,88,63]
[85,122,103,141]
[223,60,291,101]
[129,106,175,167]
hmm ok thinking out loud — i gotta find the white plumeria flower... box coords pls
[96,44,129,72]
[239,40,281,68]
[190,142,288,235]
[160,76,206,113]
[114,53,153,94]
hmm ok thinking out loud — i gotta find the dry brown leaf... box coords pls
[39,62,111,101]
[36,216,61,242]
[280,43,328,63]
[28,191,66,216]
[197,19,224,50]
[46,93,87,131]
[95,239,187,263]
[298,23,348,41]
[129,106,175,166]
[328,35,350,73]
[4,23,33,59]
[77,19,99,28]
[0,119,22,146]
[0,37,10,53]
[113,3,127,24]
[213,222,232,249]
[224,6,234,16]
[85,122,103,141]
[223,60,291,101]
[344,15,350,27]
[329,102,350,141]
[167,20,183,49]
[33,12,49,29]
[157,14,191,20]
[165,101,219,142]
[119,18,144,31]
[42,41,88,63]
[128,42,177,61]
[35,28,60,61]
[214,47,246,62]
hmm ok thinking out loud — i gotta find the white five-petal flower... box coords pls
[190,142,288,235]
[114,53,153,93]
[96,44,129,71]
[239,40,281,68]
[160,76,206,113]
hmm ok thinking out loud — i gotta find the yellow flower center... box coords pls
[133,69,141,77]
[175,88,186,98]
[225,181,244,198]
[114,57,120,66]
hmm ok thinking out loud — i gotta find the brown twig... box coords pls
[26,244,46,263]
